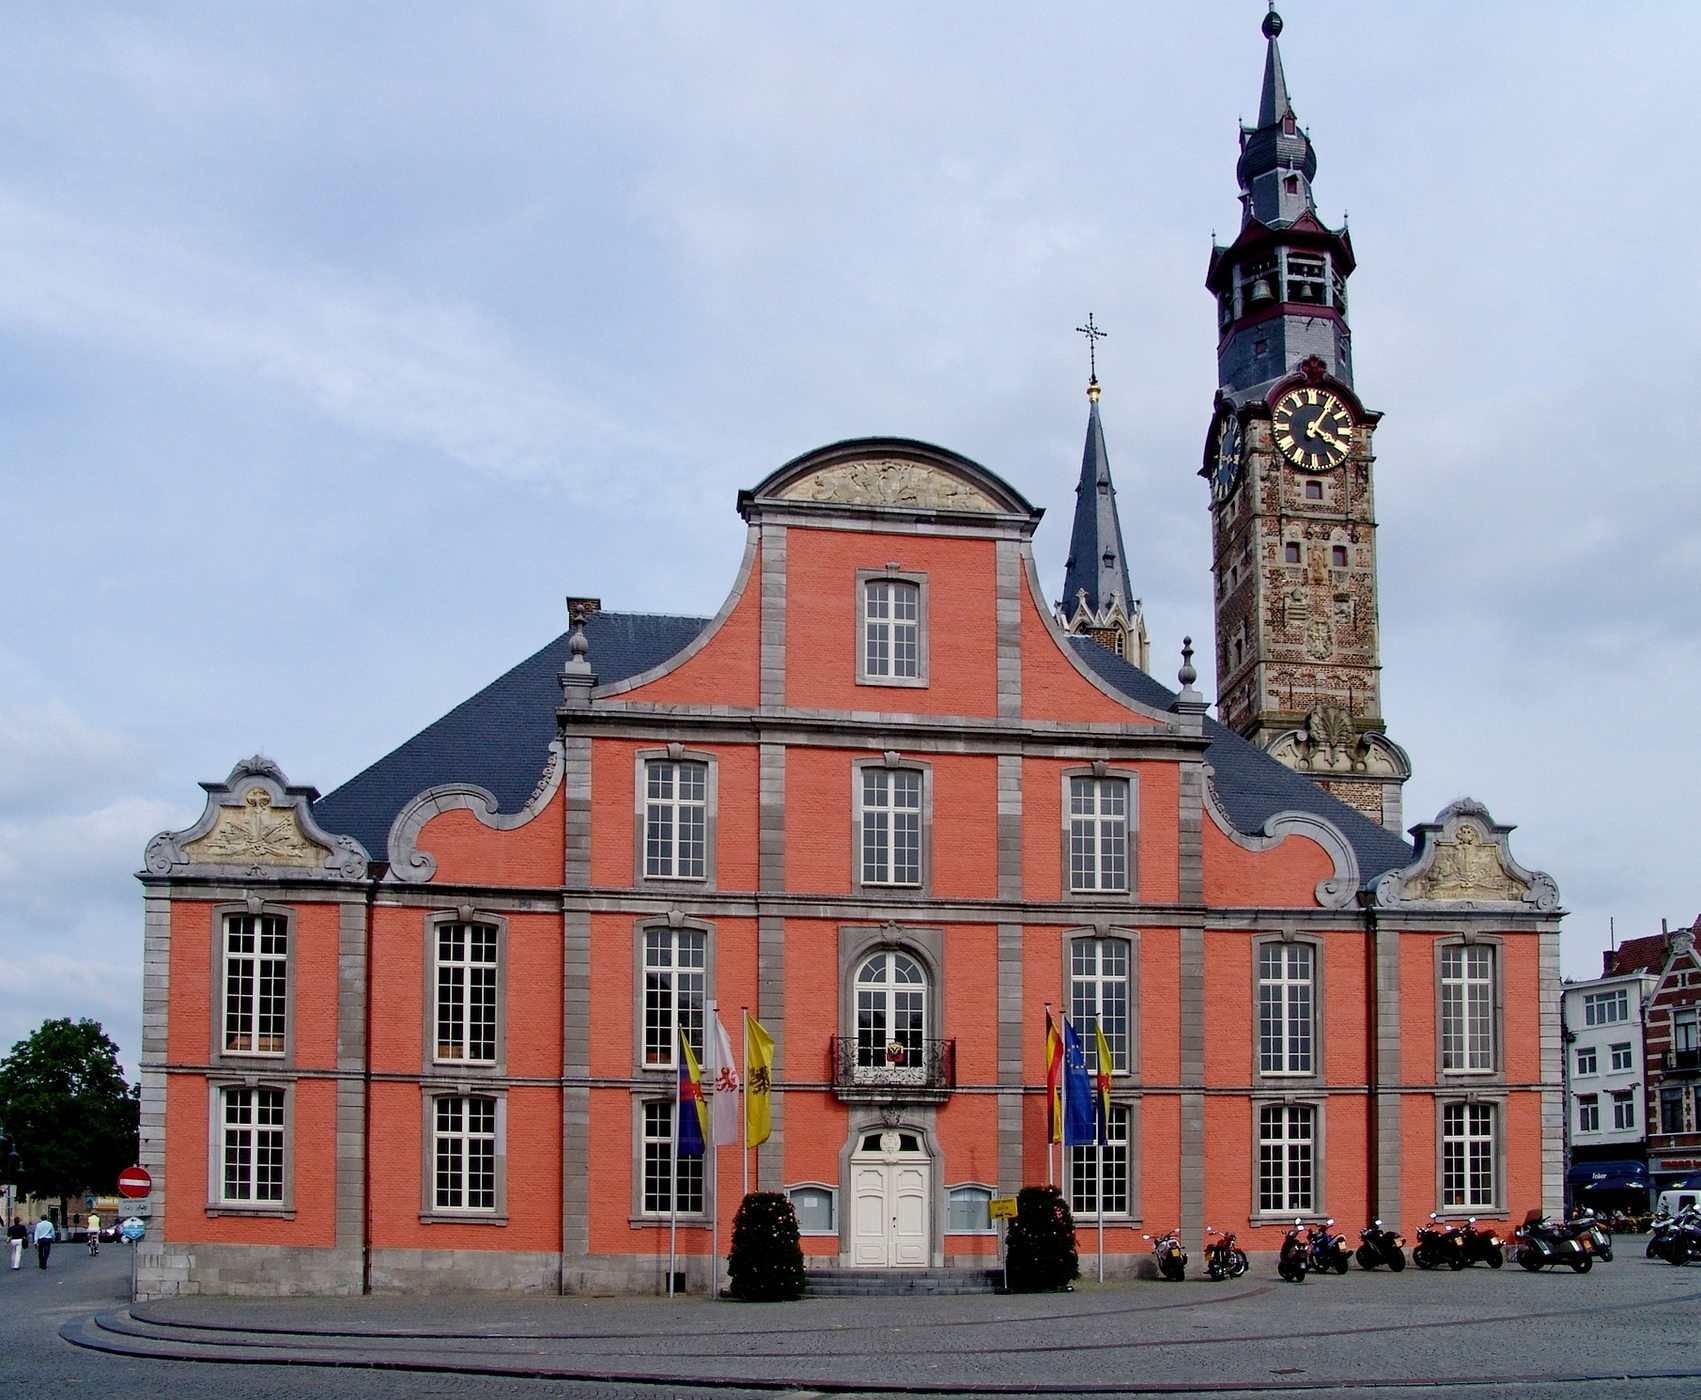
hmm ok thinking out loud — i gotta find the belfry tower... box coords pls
[1060,318,1149,670]
[1200,7,1408,832]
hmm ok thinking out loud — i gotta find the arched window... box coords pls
[855,950,927,1080]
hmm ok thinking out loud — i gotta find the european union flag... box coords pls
[1062,1019,1096,1147]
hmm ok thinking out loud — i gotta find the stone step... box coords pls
[804,1266,1002,1296]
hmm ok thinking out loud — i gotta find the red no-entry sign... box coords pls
[116,1166,152,1199]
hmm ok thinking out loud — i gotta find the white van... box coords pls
[1656,1190,1700,1218]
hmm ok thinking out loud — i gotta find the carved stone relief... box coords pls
[182,787,322,867]
[778,459,998,512]
[1373,798,1560,911]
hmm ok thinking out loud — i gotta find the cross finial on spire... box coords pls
[1076,313,1106,398]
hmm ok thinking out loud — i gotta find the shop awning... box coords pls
[1579,1174,1649,1194]
[1657,1172,1701,1190]
[1566,1159,1649,1186]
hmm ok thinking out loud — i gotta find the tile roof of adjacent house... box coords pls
[311,609,1414,885]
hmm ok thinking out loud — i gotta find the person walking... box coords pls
[33,1216,54,1269]
[6,1216,25,1270]
[86,1211,100,1256]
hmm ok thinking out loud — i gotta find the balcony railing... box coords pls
[1666,1049,1701,1074]
[831,1036,955,1099]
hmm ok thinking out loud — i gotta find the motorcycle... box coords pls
[1413,1214,1466,1270]
[1647,1208,1699,1262]
[1142,1228,1187,1282]
[1277,1220,1310,1283]
[1513,1214,1592,1272]
[1458,1217,1504,1268]
[1306,1218,1352,1274]
[1567,1210,1612,1263]
[1355,1219,1407,1271]
[1203,1225,1248,1281]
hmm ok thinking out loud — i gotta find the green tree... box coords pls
[0,1018,138,1218]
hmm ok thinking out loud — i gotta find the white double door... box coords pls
[850,1130,930,1267]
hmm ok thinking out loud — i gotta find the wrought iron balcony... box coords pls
[831,1036,955,1102]
[1666,1049,1701,1074]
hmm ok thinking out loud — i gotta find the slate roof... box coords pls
[1067,636,1415,883]
[312,608,1412,886]
[312,611,708,863]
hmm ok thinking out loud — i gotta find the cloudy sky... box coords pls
[3,2,1697,1077]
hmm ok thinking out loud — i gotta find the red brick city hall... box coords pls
[136,439,1560,1297]
[134,14,1562,1297]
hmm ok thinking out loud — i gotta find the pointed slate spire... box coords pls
[1061,377,1135,623]
[1256,5,1294,128]
[1236,6,1317,228]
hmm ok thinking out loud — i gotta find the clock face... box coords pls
[1271,387,1354,472]
[1211,412,1243,503]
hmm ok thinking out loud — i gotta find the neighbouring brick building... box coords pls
[134,12,1565,1298]
[1601,922,1701,1199]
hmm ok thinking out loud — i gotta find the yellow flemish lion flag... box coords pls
[745,1013,775,1147]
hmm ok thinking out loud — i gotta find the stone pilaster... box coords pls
[1178,924,1206,1250]
[1373,917,1403,1226]
[997,921,1025,1192]
[760,525,787,709]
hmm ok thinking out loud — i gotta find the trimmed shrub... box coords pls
[727,1191,807,1301]
[1004,1184,1079,1292]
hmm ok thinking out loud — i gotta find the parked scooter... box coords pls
[1306,1218,1352,1274]
[1567,1209,1612,1263]
[1513,1214,1592,1272]
[1203,1225,1249,1281]
[1142,1228,1187,1281]
[1413,1214,1466,1270]
[1355,1219,1407,1271]
[1277,1220,1310,1283]
[1458,1217,1504,1268]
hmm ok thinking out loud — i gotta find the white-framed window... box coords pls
[643,926,705,1068]
[641,1101,703,1215]
[219,1086,285,1203]
[1258,1103,1314,1214]
[1258,942,1315,1076]
[1441,1102,1497,1210]
[855,949,927,1080]
[1067,776,1132,894]
[1577,1094,1599,1133]
[644,758,708,880]
[223,912,288,1055]
[432,1094,498,1211]
[859,767,923,887]
[1612,1090,1637,1132]
[1440,944,1496,1073]
[1610,1042,1633,1072]
[1070,1104,1130,1218]
[434,921,498,1064]
[787,1184,837,1235]
[1575,1045,1597,1077]
[1070,937,1130,1074]
[1662,1086,1685,1134]
[861,576,923,683]
[1583,988,1629,1026]
[947,1184,995,1233]
[1676,1009,1699,1054]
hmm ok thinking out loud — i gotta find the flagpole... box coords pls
[709,999,720,1304]
[1045,1002,1054,1188]
[1096,1122,1105,1284]
[741,1004,750,1200]
[669,1041,680,1297]
[1059,1014,1068,1208]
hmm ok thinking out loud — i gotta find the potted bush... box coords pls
[1004,1185,1079,1292]
[727,1191,807,1301]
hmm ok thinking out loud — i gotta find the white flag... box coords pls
[706,1012,740,1146]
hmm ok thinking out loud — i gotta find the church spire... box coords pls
[1236,6,1318,229]
[1059,317,1147,670]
